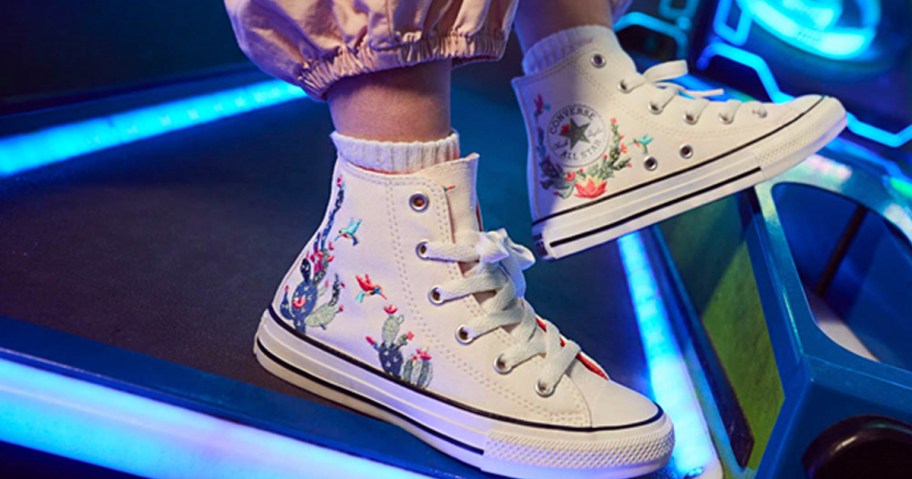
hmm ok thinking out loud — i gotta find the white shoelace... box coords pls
[619,60,767,124]
[422,229,580,396]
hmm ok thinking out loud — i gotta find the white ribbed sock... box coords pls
[330,131,461,174]
[522,25,621,75]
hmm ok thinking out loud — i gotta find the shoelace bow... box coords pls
[620,60,767,123]
[423,229,580,395]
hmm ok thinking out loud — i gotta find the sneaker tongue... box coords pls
[417,154,481,237]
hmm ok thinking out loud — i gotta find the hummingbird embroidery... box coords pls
[335,218,362,246]
[356,274,387,302]
[632,134,653,154]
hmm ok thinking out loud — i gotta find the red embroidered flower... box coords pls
[416,348,432,360]
[564,171,576,181]
[610,117,618,125]
[574,178,608,198]
[336,177,343,187]
[338,305,344,312]
[384,305,398,315]
[406,331,415,341]
[365,336,376,346]
[620,144,628,154]
[534,95,544,115]
[292,296,306,309]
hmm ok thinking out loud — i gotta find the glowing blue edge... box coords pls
[0,80,307,177]
[713,0,880,59]
[696,41,912,148]
[617,232,719,477]
[0,356,428,479]
[658,0,700,21]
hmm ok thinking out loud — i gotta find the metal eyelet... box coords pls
[679,144,694,159]
[428,286,444,305]
[590,53,606,68]
[683,112,698,125]
[415,241,429,260]
[648,102,663,114]
[455,325,473,345]
[535,379,555,397]
[617,80,630,94]
[409,193,429,212]
[494,355,512,374]
[718,113,734,125]
[644,156,659,171]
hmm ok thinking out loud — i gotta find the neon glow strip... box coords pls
[0,80,307,177]
[696,42,912,148]
[0,357,429,479]
[618,233,720,477]
[743,0,877,60]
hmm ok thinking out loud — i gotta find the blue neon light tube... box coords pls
[0,80,307,177]
[0,357,429,479]
[618,232,721,477]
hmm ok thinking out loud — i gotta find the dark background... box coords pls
[0,2,250,109]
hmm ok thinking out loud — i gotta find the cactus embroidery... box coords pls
[365,305,433,389]
[279,176,347,333]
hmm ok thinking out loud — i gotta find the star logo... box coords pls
[546,104,608,167]
[560,118,591,149]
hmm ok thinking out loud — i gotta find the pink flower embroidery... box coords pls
[406,331,415,341]
[574,178,608,199]
[564,171,576,181]
[384,304,398,315]
[365,336,376,346]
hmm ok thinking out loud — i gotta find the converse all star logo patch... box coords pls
[547,104,609,168]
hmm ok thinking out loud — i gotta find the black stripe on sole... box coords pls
[264,307,665,432]
[256,337,485,455]
[550,167,762,248]
[533,97,826,226]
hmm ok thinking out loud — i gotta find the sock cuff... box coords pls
[331,131,461,174]
[522,25,619,75]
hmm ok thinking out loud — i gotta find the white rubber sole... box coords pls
[254,308,674,479]
[532,96,847,260]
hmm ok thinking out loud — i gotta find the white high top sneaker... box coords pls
[513,29,847,260]
[254,153,674,478]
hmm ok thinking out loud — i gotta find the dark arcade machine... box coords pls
[1,1,911,478]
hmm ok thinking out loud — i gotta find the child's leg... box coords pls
[327,61,452,142]
[512,2,846,260]
[514,0,617,51]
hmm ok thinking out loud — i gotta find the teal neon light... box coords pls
[744,0,879,60]
[0,357,428,479]
[712,0,881,60]
[697,42,912,148]
[618,233,720,477]
[0,80,307,177]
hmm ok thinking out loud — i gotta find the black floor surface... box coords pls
[0,72,661,476]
